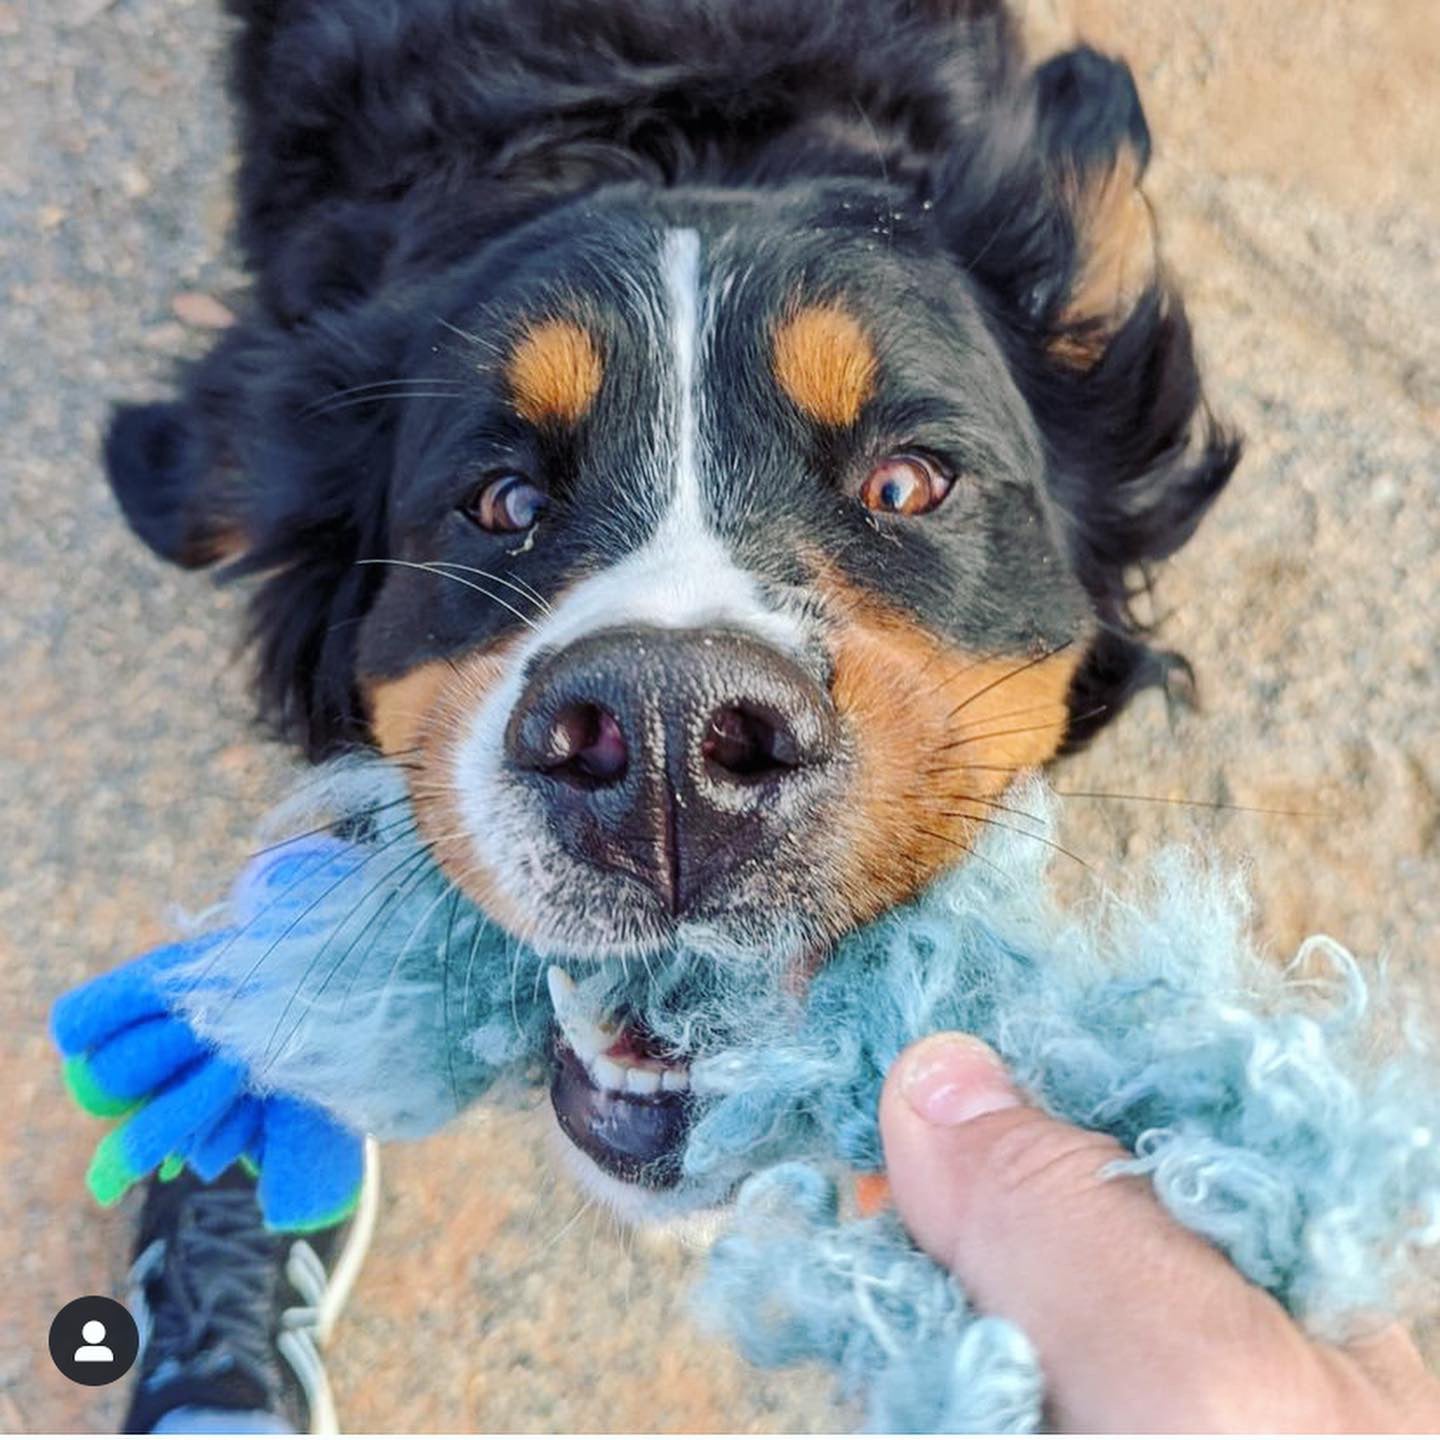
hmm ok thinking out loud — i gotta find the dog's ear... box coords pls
[104,321,279,571]
[104,315,404,754]
[929,45,1159,363]
[105,399,245,569]
[105,316,401,568]
[1032,47,1156,368]
[931,47,1240,742]
[257,201,402,326]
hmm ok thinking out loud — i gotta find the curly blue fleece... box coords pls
[52,760,1440,1432]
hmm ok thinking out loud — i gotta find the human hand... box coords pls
[879,1033,1440,1433]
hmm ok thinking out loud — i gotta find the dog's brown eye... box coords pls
[462,471,548,533]
[858,452,954,517]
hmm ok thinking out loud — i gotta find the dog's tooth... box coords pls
[660,1067,690,1093]
[625,1067,661,1095]
[591,1055,626,1092]
[546,965,610,1062]
[567,1030,602,1062]
[545,965,576,1017]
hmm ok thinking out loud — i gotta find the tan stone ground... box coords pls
[2,0,1436,1431]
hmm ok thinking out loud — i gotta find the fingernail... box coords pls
[900,1033,1020,1127]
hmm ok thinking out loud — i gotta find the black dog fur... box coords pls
[106,0,1239,759]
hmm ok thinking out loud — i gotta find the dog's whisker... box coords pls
[541,1193,597,1255]
[304,390,470,418]
[341,859,465,1029]
[907,645,1007,706]
[909,824,1011,884]
[301,376,467,418]
[460,900,494,1038]
[187,820,418,1001]
[929,806,1094,872]
[247,795,414,858]
[434,315,492,352]
[927,713,1086,757]
[910,787,1051,832]
[1054,783,1324,820]
[950,697,1071,734]
[941,640,1076,724]
[264,840,440,1062]
[440,886,465,1111]
[356,557,543,631]
[200,823,420,1036]
[423,559,553,615]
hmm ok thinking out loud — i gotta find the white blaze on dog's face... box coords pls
[441,229,817,963]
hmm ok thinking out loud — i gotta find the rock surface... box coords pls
[2,0,1435,1430]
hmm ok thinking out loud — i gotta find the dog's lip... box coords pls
[542,944,827,1190]
[548,1032,693,1188]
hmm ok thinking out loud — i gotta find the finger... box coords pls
[188,1095,264,1182]
[879,1032,1324,1432]
[1338,1325,1440,1429]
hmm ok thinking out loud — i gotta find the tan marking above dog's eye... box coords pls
[506,318,603,425]
[858,452,955,516]
[772,302,877,426]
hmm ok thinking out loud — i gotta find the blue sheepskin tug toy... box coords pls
[52,760,1440,1433]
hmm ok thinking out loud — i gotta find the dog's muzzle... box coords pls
[515,626,837,1185]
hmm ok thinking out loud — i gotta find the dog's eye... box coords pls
[461,471,549,533]
[858,452,954,517]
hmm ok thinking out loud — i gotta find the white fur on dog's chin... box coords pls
[448,226,812,960]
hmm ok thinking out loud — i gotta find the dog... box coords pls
[105,0,1238,1207]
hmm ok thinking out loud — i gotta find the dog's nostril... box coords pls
[545,701,628,787]
[703,702,800,782]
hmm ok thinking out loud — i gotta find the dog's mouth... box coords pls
[546,967,696,1188]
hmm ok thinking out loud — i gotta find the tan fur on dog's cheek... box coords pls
[363,645,532,933]
[820,576,1082,926]
[365,662,453,757]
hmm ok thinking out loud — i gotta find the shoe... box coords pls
[122,1140,379,1435]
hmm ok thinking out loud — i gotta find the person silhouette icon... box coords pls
[73,1319,115,1364]
[50,1295,138,1385]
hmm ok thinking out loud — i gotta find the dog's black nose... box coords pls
[505,627,836,915]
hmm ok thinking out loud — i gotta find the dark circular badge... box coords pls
[48,1295,140,1387]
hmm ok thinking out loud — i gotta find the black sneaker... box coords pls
[122,1141,379,1435]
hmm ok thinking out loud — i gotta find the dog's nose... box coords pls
[505,627,836,915]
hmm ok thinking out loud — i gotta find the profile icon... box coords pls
[74,1318,116,1364]
[49,1296,138,1386]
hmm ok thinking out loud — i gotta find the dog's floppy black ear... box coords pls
[104,400,242,569]
[1033,45,1150,178]
[932,45,1240,743]
[1032,46,1157,367]
[105,313,403,755]
[928,45,1158,360]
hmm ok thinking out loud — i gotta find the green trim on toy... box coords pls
[266,1187,361,1236]
[238,1152,260,1179]
[158,1153,185,1182]
[63,1054,137,1119]
[86,1132,140,1208]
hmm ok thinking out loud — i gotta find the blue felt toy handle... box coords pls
[52,916,366,1232]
